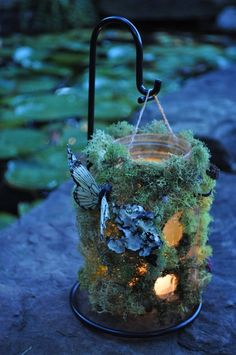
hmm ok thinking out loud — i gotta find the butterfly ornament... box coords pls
[67,146,112,240]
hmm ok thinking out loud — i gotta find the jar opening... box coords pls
[115,133,191,163]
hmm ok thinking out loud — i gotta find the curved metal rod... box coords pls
[88,16,161,140]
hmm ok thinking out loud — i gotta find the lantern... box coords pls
[69,16,218,337]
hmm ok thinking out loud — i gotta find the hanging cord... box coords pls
[153,95,192,159]
[153,95,176,138]
[128,89,152,150]
[129,91,177,152]
[127,91,192,161]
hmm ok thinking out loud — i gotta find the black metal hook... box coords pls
[88,16,161,140]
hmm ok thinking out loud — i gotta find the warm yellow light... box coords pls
[137,157,162,163]
[128,277,139,287]
[163,212,183,247]
[154,274,178,300]
[137,263,148,275]
[128,264,148,287]
[95,265,108,276]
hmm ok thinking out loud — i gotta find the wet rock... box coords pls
[0,172,235,354]
[217,6,236,31]
[134,65,236,172]
[178,173,236,354]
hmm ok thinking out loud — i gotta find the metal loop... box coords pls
[88,16,161,140]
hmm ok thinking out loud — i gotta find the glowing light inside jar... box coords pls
[135,151,174,164]
[128,263,148,287]
[137,263,148,275]
[163,212,183,247]
[115,134,191,165]
[136,156,162,163]
[154,274,178,300]
[95,265,108,276]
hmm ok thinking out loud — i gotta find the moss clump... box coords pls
[140,120,169,134]
[106,121,133,138]
[76,120,216,320]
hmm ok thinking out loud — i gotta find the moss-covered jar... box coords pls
[71,120,217,334]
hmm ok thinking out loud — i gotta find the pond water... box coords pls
[0,28,236,228]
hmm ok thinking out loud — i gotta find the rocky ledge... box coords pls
[0,172,235,354]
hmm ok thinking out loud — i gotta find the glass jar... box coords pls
[71,133,214,336]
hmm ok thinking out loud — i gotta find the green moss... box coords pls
[88,280,146,316]
[84,130,114,170]
[161,242,179,269]
[75,120,216,318]
[199,174,216,195]
[140,120,169,134]
[106,121,133,138]
[103,142,129,166]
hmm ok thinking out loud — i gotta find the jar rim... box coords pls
[115,133,191,163]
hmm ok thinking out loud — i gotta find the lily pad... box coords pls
[13,46,49,66]
[10,45,72,77]
[18,200,42,216]
[49,52,88,66]
[0,129,48,159]
[40,119,89,150]
[0,91,87,127]
[0,76,59,96]
[0,79,16,96]
[106,44,135,64]
[5,160,67,191]
[28,63,72,77]
[0,47,14,59]
[59,127,87,150]
[32,147,68,169]
[0,213,17,230]
[0,66,34,80]
[95,100,134,121]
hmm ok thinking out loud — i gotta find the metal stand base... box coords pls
[70,282,202,338]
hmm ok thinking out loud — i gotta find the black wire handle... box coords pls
[87,16,162,140]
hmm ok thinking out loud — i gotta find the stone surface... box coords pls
[0,172,236,354]
[217,6,236,31]
[134,65,236,172]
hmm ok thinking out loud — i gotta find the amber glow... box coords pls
[133,148,176,164]
[137,263,148,275]
[95,265,108,276]
[104,221,121,238]
[188,245,206,262]
[137,156,162,163]
[154,274,178,300]
[128,263,148,287]
[128,277,139,287]
[163,212,183,247]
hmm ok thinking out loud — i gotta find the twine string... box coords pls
[128,90,176,152]
[128,89,152,150]
[153,95,176,138]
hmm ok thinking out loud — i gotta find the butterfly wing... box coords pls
[100,195,110,240]
[73,186,99,210]
[67,145,100,209]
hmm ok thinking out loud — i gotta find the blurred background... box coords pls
[0,0,236,229]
